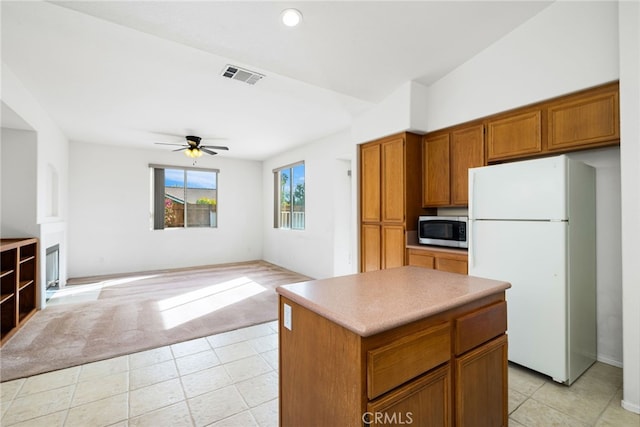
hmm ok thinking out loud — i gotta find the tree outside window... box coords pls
[275,162,305,230]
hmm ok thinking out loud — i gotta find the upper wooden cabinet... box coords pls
[422,133,450,206]
[361,143,381,223]
[359,132,423,272]
[381,138,405,223]
[451,125,485,205]
[485,81,619,162]
[423,123,485,207]
[487,109,542,162]
[548,83,619,151]
[423,82,619,204]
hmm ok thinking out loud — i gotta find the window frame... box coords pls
[273,161,305,230]
[150,164,220,230]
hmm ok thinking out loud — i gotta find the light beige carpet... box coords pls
[0,261,310,382]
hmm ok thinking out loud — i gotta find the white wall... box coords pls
[262,129,356,280]
[619,0,640,414]
[67,142,263,277]
[2,64,69,308]
[1,128,38,238]
[425,1,619,131]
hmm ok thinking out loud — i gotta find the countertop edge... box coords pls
[276,282,510,337]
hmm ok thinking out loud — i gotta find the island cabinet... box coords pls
[423,123,485,207]
[359,132,424,272]
[1,238,39,346]
[277,266,510,427]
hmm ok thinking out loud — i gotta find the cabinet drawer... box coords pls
[368,322,450,399]
[435,257,467,275]
[406,249,435,268]
[455,301,507,355]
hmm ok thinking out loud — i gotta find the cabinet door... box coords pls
[362,224,382,272]
[361,143,381,223]
[487,110,542,161]
[382,225,405,269]
[451,125,484,206]
[455,334,508,427]
[381,138,405,222]
[548,87,619,151]
[367,364,451,427]
[423,134,450,207]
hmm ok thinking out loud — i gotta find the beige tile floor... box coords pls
[1,321,638,427]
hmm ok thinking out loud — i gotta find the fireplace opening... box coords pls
[46,244,60,301]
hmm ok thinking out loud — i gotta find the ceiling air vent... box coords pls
[221,65,264,85]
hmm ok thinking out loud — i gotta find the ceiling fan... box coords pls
[155,135,229,158]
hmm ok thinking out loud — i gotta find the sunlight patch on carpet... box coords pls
[157,276,267,330]
[48,275,161,303]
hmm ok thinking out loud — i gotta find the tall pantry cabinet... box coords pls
[359,132,424,272]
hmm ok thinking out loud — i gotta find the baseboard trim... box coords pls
[597,354,623,368]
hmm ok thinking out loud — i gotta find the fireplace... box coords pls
[46,244,60,289]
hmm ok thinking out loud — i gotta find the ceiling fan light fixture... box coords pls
[185,148,203,158]
[281,8,302,27]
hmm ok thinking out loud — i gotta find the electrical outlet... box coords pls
[283,303,292,330]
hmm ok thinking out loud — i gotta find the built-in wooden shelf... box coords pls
[1,238,39,346]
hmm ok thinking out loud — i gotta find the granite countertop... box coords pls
[276,266,510,337]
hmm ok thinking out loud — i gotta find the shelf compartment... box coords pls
[18,280,34,292]
[0,292,15,304]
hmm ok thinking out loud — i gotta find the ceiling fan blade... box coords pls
[172,147,186,152]
[155,142,186,147]
[201,148,219,156]
[201,145,229,150]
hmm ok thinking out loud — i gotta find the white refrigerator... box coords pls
[468,154,596,385]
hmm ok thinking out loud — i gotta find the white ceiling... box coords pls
[1,1,552,160]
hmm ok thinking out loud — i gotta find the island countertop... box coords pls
[276,266,510,337]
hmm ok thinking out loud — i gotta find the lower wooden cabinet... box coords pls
[407,246,468,274]
[455,335,509,427]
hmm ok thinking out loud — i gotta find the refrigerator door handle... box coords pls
[469,219,475,269]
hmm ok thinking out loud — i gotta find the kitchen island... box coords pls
[276,266,511,426]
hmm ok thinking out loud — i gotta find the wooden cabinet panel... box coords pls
[362,224,382,272]
[367,365,451,427]
[367,322,450,399]
[359,132,423,273]
[451,125,485,205]
[381,138,405,222]
[434,257,468,275]
[406,249,435,269]
[487,110,542,161]
[382,225,405,269]
[548,86,619,150]
[422,134,450,206]
[455,301,507,355]
[455,334,508,427]
[361,143,381,223]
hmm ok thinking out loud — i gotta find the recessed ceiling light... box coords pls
[281,8,302,27]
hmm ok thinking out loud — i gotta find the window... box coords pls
[151,165,219,230]
[274,162,305,230]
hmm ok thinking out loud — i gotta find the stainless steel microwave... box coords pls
[418,216,468,248]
